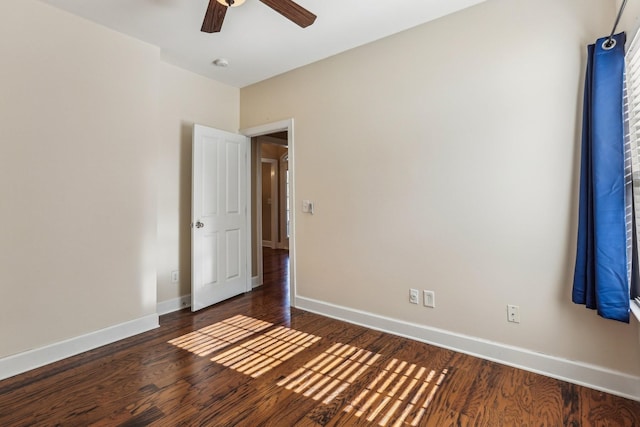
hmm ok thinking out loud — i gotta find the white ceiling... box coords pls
[41,0,486,88]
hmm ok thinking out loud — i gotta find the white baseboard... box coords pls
[252,276,263,289]
[295,296,640,402]
[157,295,191,315]
[0,314,159,381]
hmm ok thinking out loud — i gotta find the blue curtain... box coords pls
[572,32,632,323]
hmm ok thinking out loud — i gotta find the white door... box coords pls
[192,124,249,311]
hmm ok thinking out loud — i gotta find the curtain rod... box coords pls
[605,0,628,48]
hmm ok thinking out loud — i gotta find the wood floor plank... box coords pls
[482,364,532,426]
[413,353,485,427]
[560,381,582,427]
[527,371,571,425]
[1,248,639,426]
[88,380,193,427]
[580,387,640,427]
[457,358,498,421]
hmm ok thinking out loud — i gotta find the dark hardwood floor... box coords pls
[1,248,639,426]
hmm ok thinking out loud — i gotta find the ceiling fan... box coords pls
[201,0,317,33]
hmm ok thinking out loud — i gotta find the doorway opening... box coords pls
[257,134,289,288]
[242,119,295,307]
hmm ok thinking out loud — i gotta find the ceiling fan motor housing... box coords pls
[216,0,244,7]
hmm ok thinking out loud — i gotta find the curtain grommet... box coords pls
[603,38,617,50]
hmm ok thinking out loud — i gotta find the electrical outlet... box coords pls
[409,289,419,304]
[171,270,179,283]
[423,290,435,308]
[507,304,520,323]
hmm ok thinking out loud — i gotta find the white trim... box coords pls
[279,151,289,250]
[0,314,159,381]
[287,122,296,308]
[633,302,640,345]
[295,296,640,402]
[241,119,292,138]
[252,275,263,288]
[245,132,252,295]
[254,138,264,288]
[157,295,191,315]
[241,119,296,308]
[632,300,640,318]
[634,302,640,343]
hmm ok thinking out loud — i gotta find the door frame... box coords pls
[279,151,289,250]
[241,119,296,307]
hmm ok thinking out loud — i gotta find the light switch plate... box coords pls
[302,200,314,214]
[423,290,435,308]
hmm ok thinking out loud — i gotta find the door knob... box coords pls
[195,221,204,228]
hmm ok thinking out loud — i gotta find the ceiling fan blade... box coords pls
[201,0,227,33]
[259,0,317,28]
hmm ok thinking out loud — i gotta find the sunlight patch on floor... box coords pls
[210,326,321,378]
[344,358,448,427]
[277,343,381,404]
[167,315,273,356]
[168,314,449,426]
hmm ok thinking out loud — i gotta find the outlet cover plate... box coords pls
[409,289,419,304]
[507,304,520,323]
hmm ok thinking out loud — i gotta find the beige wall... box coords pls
[620,1,640,41]
[241,0,640,376]
[0,0,240,359]
[157,62,239,303]
[0,0,159,357]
